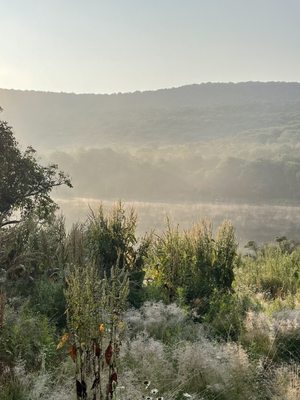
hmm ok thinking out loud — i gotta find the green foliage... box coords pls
[65,262,129,341]
[0,216,66,277]
[145,219,239,316]
[213,220,238,290]
[69,202,151,307]
[65,263,104,342]
[0,305,57,372]
[240,310,300,364]
[241,312,274,359]
[0,115,72,228]
[0,376,28,400]
[235,244,300,300]
[86,203,137,276]
[204,292,253,341]
[29,276,66,330]
[145,220,194,303]
[0,216,67,324]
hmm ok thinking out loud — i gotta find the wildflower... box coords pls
[144,380,151,389]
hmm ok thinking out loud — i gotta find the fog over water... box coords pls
[55,197,300,245]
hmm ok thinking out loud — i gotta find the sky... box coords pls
[1,0,300,94]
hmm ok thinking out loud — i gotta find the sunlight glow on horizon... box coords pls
[1,0,300,94]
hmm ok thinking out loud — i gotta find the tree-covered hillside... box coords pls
[1,82,300,149]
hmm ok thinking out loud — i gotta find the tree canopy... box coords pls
[0,111,72,228]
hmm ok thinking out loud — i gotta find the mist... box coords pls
[1,81,300,243]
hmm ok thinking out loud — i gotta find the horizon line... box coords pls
[1,80,300,97]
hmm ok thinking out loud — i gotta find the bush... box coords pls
[204,291,252,341]
[29,276,66,330]
[0,305,57,372]
[72,202,151,307]
[235,245,300,300]
[1,215,67,301]
[145,220,239,314]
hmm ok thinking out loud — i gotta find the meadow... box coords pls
[1,203,300,400]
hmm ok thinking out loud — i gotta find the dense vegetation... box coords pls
[1,204,300,399]
[1,114,300,400]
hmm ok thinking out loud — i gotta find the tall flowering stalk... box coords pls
[63,262,129,400]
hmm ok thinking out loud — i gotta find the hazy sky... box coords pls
[1,0,300,93]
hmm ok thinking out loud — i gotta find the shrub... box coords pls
[145,220,239,315]
[204,292,248,341]
[0,305,57,372]
[71,202,151,307]
[235,245,300,300]
[1,215,67,301]
[29,276,66,330]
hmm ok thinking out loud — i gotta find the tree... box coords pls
[0,111,72,228]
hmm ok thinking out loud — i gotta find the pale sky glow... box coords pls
[1,0,300,93]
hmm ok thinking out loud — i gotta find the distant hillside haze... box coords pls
[1,82,300,150]
[1,82,300,242]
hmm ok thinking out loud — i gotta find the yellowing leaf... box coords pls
[99,323,105,333]
[56,333,69,350]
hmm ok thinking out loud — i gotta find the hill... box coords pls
[1,82,300,149]
[1,82,300,241]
